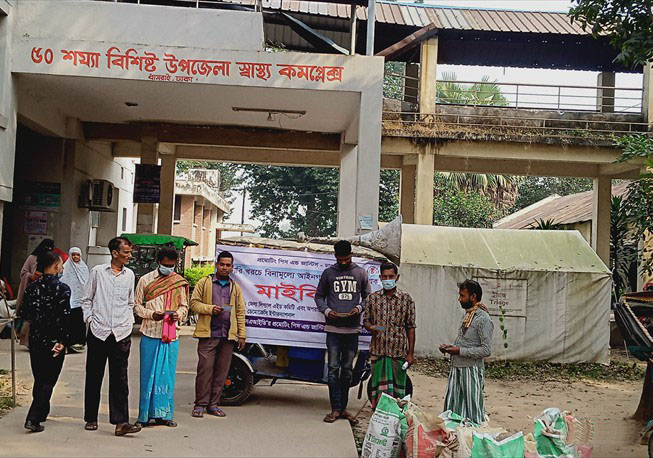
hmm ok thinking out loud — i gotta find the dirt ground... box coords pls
[354,371,648,458]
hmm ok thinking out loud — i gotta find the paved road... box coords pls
[0,333,362,457]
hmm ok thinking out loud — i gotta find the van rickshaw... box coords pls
[213,235,414,406]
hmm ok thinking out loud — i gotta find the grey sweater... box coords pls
[315,262,371,333]
[451,309,494,368]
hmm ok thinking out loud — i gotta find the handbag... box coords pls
[161,291,177,343]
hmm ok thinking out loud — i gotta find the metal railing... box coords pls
[106,0,263,12]
[384,71,646,115]
[382,110,652,141]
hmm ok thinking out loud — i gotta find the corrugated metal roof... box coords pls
[400,224,609,274]
[494,182,630,230]
[225,0,590,35]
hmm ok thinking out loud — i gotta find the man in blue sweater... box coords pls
[315,240,371,425]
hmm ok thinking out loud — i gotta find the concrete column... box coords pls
[349,3,357,55]
[337,88,381,237]
[399,162,416,224]
[136,136,158,233]
[59,138,76,250]
[404,63,419,105]
[158,154,176,235]
[415,145,435,225]
[591,176,611,266]
[596,72,615,113]
[643,62,653,128]
[418,37,438,114]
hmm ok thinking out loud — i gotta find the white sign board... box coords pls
[219,245,382,349]
[475,277,528,317]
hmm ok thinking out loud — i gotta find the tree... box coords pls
[569,0,653,67]
[432,175,501,228]
[437,72,508,106]
[383,61,406,100]
[438,172,522,210]
[242,166,399,238]
[610,195,639,297]
[512,176,594,212]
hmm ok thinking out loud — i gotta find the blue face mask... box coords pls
[382,279,396,290]
[159,265,174,276]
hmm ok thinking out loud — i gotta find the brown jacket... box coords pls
[190,275,246,340]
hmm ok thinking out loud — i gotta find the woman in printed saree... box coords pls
[134,248,189,427]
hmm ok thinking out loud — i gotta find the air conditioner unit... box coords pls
[78,179,94,208]
[91,179,115,211]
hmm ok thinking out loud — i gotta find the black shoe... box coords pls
[114,422,142,436]
[24,420,44,433]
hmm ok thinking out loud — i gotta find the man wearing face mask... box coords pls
[81,237,141,436]
[134,248,189,428]
[363,262,415,409]
[315,240,371,425]
[439,279,494,425]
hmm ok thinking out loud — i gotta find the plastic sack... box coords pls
[403,403,450,458]
[362,393,408,458]
[471,432,524,458]
[457,425,506,458]
[439,410,479,432]
[533,408,572,458]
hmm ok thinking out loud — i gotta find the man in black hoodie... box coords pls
[315,240,371,424]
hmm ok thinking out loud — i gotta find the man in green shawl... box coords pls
[363,261,416,409]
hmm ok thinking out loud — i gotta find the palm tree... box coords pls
[434,72,518,208]
[437,71,508,106]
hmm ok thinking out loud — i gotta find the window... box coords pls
[174,195,181,221]
[122,208,127,232]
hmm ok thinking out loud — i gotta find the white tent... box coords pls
[399,225,611,364]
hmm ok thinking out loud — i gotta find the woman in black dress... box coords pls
[18,250,71,432]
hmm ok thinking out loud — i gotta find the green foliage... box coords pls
[378,170,400,223]
[611,195,639,296]
[241,166,399,238]
[615,135,653,278]
[184,265,214,287]
[383,61,407,100]
[569,0,653,67]
[512,176,593,212]
[531,218,563,230]
[433,175,502,228]
[615,134,653,163]
[413,357,645,382]
[437,72,508,106]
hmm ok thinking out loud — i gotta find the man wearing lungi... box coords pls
[363,261,416,409]
[440,279,494,425]
[134,248,189,427]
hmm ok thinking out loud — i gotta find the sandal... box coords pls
[85,422,98,431]
[154,419,177,427]
[323,412,339,423]
[191,407,204,418]
[206,407,226,417]
[340,411,360,425]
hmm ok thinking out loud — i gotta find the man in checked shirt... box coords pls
[81,236,141,436]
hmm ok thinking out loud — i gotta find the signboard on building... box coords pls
[475,277,528,317]
[133,164,161,204]
[23,181,60,210]
[219,244,382,350]
[24,211,48,235]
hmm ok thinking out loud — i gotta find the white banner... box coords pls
[219,245,382,349]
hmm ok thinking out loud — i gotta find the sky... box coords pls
[422,0,571,12]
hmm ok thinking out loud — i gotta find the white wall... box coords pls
[15,0,264,52]
[0,3,17,203]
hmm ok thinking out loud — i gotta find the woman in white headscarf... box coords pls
[60,247,89,352]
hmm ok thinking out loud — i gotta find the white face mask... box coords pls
[159,265,174,276]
